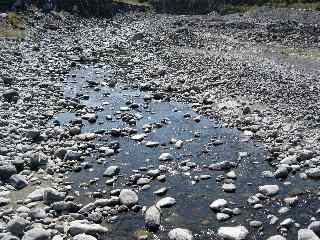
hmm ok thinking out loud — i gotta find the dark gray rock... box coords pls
[3,89,19,103]
[7,217,27,236]
[0,165,17,181]
[43,188,65,205]
[22,228,50,240]
[9,174,28,190]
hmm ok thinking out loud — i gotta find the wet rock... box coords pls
[159,153,174,161]
[22,228,50,240]
[217,213,231,221]
[222,183,236,193]
[258,185,280,196]
[131,134,146,141]
[103,166,120,177]
[70,127,81,136]
[145,141,160,147]
[284,196,298,206]
[3,89,19,103]
[209,161,234,171]
[153,187,168,196]
[7,217,27,236]
[226,171,237,179]
[145,205,161,231]
[68,221,108,236]
[76,133,97,141]
[298,229,320,240]
[249,221,263,228]
[168,228,193,240]
[210,199,228,211]
[9,174,28,190]
[156,197,176,208]
[147,169,161,178]
[137,177,151,185]
[217,226,249,240]
[0,164,17,181]
[81,113,97,122]
[99,147,115,156]
[119,189,138,207]
[280,218,294,227]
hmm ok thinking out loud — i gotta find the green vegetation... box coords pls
[113,0,151,7]
[0,12,25,39]
[133,229,152,239]
[222,0,320,14]
[280,47,320,58]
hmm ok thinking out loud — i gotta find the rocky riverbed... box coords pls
[1,6,320,240]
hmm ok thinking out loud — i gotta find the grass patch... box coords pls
[221,0,320,14]
[133,229,152,239]
[113,0,151,7]
[0,12,25,39]
[280,47,320,58]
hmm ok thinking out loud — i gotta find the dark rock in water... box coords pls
[64,151,81,161]
[2,89,19,103]
[0,164,17,181]
[209,161,235,171]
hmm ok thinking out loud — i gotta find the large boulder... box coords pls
[145,205,161,231]
[119,189,138,207]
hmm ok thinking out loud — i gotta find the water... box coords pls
[53,65,320,240]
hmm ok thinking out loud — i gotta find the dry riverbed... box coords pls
[0,6,320,240]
